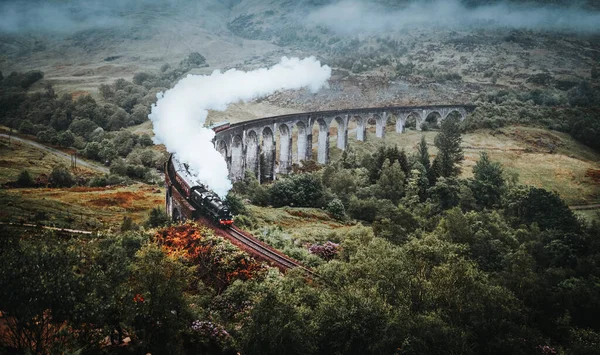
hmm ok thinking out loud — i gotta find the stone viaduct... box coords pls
[213,105,476,182]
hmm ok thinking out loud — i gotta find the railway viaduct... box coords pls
[213,104,476,182]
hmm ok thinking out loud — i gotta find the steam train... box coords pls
[166,154,234,227]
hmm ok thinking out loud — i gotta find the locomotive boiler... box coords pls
[165,154,234,227]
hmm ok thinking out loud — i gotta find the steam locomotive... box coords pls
[166,154,234,227]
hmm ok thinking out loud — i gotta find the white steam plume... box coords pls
[149,56,331,197]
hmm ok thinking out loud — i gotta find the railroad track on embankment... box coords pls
[218,224,315,275]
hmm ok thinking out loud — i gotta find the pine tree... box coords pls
[376,159,405,204]
[417,136,435,185]
[472,152,505,208]
[433,116,464,178]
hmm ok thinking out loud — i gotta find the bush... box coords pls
[18,120,34,134]
[181,52,207,67]
[145,207,170,228]
[16,170,34,187]
[19,70,44,89]
[49,165,75,187]
[269,173,325,208]
[120,216,139,232]
[326,198,346,220]
[225,193,246,215]
[348,197,382,223]
[88,175,108,187]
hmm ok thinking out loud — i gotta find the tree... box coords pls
[417,135,435,185]
[131,104,150,124]
[139,133,154,147]
[433,115,464,178]
[472,152,505,209]
[56,130,75,147]
[327,198,346,220]
[405,165,429,204]
[18,119,34,134]
[181,52,207,68]
[83,141,102,160]
[128,243,194,353]
[376,159,405,204]
[503,186,580,233]
[68,118,98,140]
[0,234,86,353]
[269,173,325,208]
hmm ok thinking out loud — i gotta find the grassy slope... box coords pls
[0,184,164,230]
[0,136,163,230]
[0,136,100,184]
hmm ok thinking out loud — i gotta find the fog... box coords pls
[2,0,600,36]
[0,0,226,34]
[149,56,331,197]
[307,0,600,34]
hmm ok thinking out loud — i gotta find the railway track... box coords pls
[226,226,315,275]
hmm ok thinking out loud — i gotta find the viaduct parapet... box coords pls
[213,105,476,182]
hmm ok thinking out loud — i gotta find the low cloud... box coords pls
[306,0,600,35]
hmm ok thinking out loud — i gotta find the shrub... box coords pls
[308,241,340,261]
[16,170,34,187]
[146,207,170,228]
[120,216,139,232]
[19,70,44,89]
[18,120,34,134]
[269,173,325,208]
[88,175,108,187]
[181,52,207,67]
[49,165,75,187]
[326,198,346,220]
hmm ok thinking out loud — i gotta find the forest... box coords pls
[2,116,599,354]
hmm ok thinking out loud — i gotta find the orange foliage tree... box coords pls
[155,224,266,293]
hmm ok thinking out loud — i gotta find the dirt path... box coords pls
[0,134,110,174]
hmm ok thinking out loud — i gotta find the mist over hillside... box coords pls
[0,0,598,108]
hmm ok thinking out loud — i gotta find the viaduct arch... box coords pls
[213,105,475,182]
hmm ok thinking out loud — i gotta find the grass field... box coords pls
[0,184,164,230]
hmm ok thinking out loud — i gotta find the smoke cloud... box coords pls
[149,56,331,197]
[307,0,600,34]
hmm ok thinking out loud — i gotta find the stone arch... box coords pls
[278,123,292,174]
[425,111,442,129]
[349,115,366,141]
[216,139,227,158]
[374,113,388,138]
[404,112,421,130]
[245,130,259,177]
[444,110,464,121]
[261,126,275,182]
[332,116,348,150]
[230,135,244,181]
